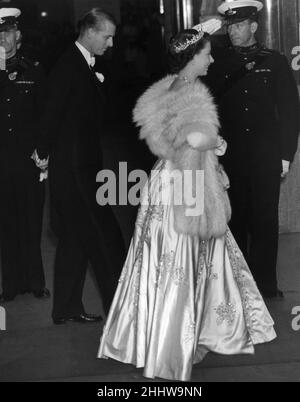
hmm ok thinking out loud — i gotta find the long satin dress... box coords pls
[98,159,276,381]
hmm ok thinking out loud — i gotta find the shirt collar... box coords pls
[75,41,95,67]
[232,42,261,55]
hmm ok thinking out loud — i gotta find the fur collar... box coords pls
[133,75,220,161]
[133,75,231,239]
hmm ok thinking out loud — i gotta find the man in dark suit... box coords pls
[33,8,125,324]
[205,1,300,299]
[0,7,49,302]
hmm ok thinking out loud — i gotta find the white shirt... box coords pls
[75,41,95,67]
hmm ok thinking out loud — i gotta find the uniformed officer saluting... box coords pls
[0,8,50,302]
[206,1,300,299]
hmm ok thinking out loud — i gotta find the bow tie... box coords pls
[90,56,95,68]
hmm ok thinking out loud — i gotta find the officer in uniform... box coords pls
[0,8,50,302]
[205,1,300,298]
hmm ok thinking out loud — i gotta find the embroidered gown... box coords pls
[97,78,276,382]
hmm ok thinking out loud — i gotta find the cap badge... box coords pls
[227,9,237,15]
[0,18,4,24]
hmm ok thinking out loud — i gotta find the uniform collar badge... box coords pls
[8,71,18,80]
[245,61,256,70]
[227,9,237,15]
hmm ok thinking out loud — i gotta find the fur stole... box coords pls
[133,75,231,239]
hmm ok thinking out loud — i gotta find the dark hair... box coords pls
[168,29,210,74]
[77,8,117,35]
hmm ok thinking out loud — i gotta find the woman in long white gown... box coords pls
[98,21,276,382]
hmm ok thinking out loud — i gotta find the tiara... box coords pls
[173,18,223,53]
[173,30,204,53]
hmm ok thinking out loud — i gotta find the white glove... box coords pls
[214,136,227,156]
[193,18,223,35]
[39,169,48,182]
[31,149,49,170]
[281,160,290,179]
[187,131,217,150]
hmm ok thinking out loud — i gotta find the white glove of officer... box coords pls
[31,149,49,170]
[31,150,49,182]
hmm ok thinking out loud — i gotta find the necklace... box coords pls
[177,75,193,85]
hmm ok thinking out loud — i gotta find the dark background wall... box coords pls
[1,0,299,81]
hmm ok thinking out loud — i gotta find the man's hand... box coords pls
[31,149,49,170]
[281,160,290,179]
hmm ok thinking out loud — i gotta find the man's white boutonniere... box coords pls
[95,72,105,83]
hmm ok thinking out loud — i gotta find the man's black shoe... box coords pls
[20,288,31,295]
[262,289,284,300]
[33,288,51,299]
[52,317,67,325]
[52,313,103,325]
[0,294,15,302]
[0,293,16,303]
[68,313,103,323]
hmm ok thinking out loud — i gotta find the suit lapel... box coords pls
[72,44,106,105]
[90,68,106,101]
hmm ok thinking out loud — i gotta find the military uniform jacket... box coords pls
[0,53,45,155]
[206,43,300,175]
